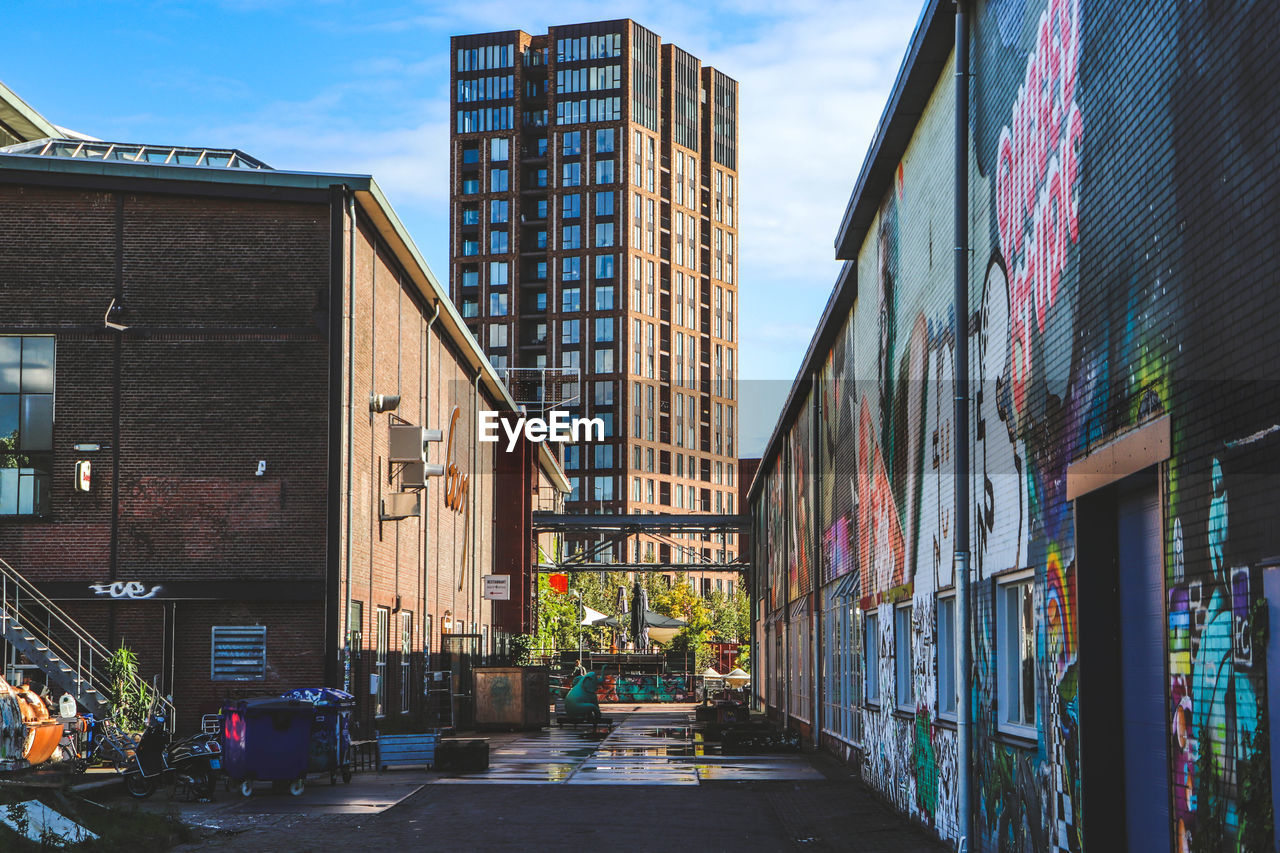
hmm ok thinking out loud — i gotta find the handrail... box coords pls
[0,556,175,730]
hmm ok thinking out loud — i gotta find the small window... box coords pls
[937,595,957,718]
[997,575,1036,736]
[0,335,54,517]
[347,601,363,652]
[863,611,879,705]
[400,611,413,714]
[211,626,267,682]
[894,604,914,710]
[375,607,390,718]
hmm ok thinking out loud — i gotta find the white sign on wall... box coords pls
[482,575,511,601]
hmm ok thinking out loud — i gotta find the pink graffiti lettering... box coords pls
[995,0,1083,416]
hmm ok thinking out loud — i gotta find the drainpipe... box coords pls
[469,372,481,633]
[344,192,357,688]
[423,302,439,654]
[954,3,973,848]
[811,387,821,736]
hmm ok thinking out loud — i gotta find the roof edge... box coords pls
[835,0,950,260]
[749,0,953,505]
[0,81,59,141]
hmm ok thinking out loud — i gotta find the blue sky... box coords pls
[3,0,920,455]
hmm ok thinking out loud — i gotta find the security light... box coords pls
[370,394,401,413]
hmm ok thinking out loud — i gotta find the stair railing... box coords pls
[0,556,176,730]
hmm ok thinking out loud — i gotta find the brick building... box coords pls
[0,98,567,729]
[448,21,742,589]
[749,1,1280,851]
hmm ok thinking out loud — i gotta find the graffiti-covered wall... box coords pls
[750,0,1280,851]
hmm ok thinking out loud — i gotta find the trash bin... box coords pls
[281,687,356,784]
[221,697,313,797]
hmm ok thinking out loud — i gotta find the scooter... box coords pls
[123,687,222,801]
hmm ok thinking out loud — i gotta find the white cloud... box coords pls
[106,0,921,418]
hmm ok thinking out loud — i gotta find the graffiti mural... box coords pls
[751,0,1280,850]
[595,674,695,704]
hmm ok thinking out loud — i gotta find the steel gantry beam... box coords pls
[536,562,748,573]
[532,512,750,573]
[531,512,749,532]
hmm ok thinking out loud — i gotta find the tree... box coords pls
[534,574,578,651]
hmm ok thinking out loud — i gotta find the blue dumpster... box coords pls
[222,697,313,797]
[281,687,356,784]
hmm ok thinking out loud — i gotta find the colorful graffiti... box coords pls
[752,0,1280,850]
[592,674,694,704]
[1166,457,1268,851]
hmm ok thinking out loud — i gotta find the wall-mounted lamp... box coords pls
[104,298,128,332]
[370,394,401,413]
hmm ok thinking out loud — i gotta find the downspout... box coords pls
[325,188,344,687]
[422,301,439,657]
[811,386,821,736]
[954,3,973,848]
[471,371,482,637]
[344,192,357,690]
[369,244,377,635]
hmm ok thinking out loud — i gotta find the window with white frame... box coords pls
[864,610,880,705]
[821,588,862,745]
[375,607,390,717]
[895,604,914,710]
[996,574,1036,735]
[937,594,957,718]
[788,613,811,723]
[400,611,412,714]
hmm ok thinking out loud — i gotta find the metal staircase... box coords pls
[0,556,173,727]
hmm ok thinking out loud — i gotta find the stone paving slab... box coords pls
[119,705,949,852]
[429,705,821,787]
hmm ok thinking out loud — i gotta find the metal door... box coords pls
[1117,483,1171,851]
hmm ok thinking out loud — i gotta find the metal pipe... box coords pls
[811,386,821,733]
[370,242,377,635]
[954,2,973,848]
[343,192,356,690]
[423,301,439,659]
[470,371,481,630]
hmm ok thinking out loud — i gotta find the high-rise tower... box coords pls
[449,20,740,581]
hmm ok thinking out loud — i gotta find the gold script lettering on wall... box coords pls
[443,406,471,589]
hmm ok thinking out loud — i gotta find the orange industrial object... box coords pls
[12,684,63,765]
[0,675,24,765]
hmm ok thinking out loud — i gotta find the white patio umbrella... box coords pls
[580,605,609,626]
[724,668,751,688]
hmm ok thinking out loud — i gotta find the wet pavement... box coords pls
[86,704,947,852]
[433,707,823,785]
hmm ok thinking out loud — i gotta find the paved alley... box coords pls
[154,705,946,852]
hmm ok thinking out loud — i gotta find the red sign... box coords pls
[75,460,91,493]
[548,574,568,595]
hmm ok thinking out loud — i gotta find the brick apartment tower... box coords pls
[449,21,741,584]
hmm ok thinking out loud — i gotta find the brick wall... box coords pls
[0,183,332,726]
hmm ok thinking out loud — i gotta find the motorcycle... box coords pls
[123,687,222,801]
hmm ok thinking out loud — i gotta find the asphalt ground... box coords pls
[85,704,947,852]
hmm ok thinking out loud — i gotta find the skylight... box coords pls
[0,138,271,170]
